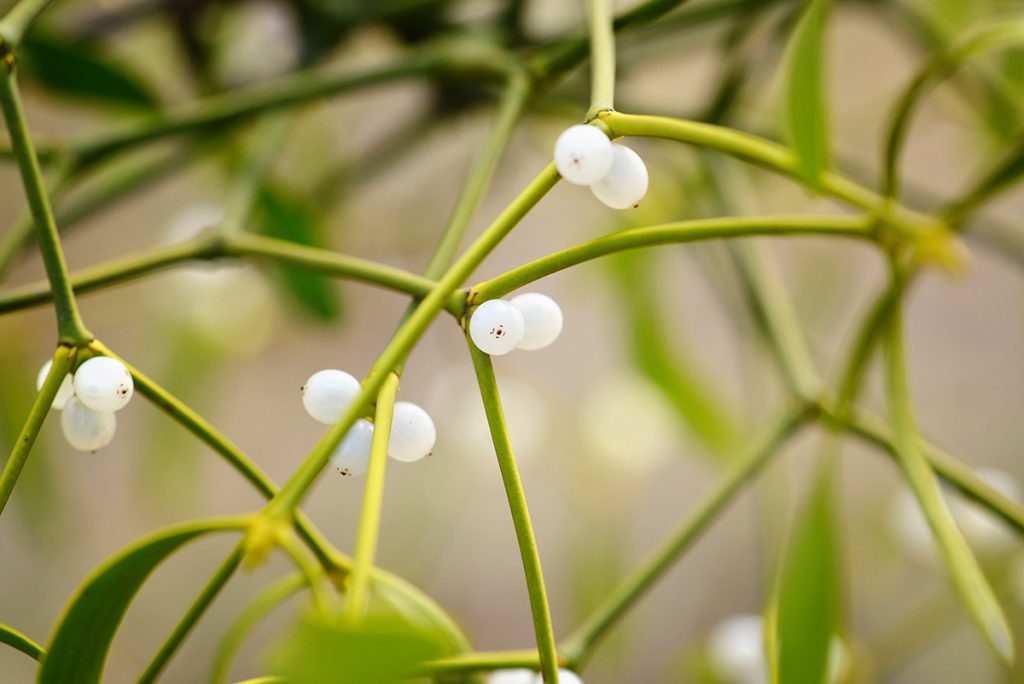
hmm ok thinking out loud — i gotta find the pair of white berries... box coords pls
[488,669,583,684]
[553,124,649,209]
[37,356,135,452]
[469,293,563,356]
[301,369,436,476]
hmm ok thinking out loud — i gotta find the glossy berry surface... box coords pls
[37,359,74,410]
[330,418,374,476]
[73,357,134,412]
[302,369,361,425]
[553,124,614,185]
[61,397,117,452]
[510,293,564,351]
[590,144,649,209]
[388,401,436,462]
[469,299,525,356]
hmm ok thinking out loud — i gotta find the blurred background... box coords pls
[1,0,1023,682]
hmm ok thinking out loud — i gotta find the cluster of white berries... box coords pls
[37,356,134,452]
[469,293,563,356]
[554,125,649,209]
[488,668,583,684]
[301,369,436,476]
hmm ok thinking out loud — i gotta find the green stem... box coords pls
[561,412,805,665]
[70,50,507,165]
[585,0,616,116]
[600,111,922,229]
[0,67,91,345]
[345,372,399,623]
[417,649,557,676]
[266,164,560,516]
[0,0,53,46]
[472,214,872,301]
[727,241,820,401]
[0,344,73,519]
[211,574,306,684]
[468,343,559,684]
[882,281,1013,663]
[277,532,339,616]
[942,135,1024,229]
[225,234,443,305]
[423,72,530,280]
[0,621,44,661]
[136,546,244,684]
[0,234,444,315]
[822,407,1024,537]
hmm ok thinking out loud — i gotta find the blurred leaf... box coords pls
[767,468,842,684]
[783,0,832,189]
[609,250,737,459]
[0,622,43,661]
[270,610,446,684]
[19,31,157,110]
[256,185,343,322]
[39,517,247,684]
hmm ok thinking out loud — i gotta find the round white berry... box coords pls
[510,293,563,351]
[530,670,583,684]
[61,397,116,452]
[73,357,133,412]
[707,614,766,684]
[388,402,436,463]
[553,124,614,186]
[37,359,74,410]
[330,419,374,477]
[590,144,649,209]
[302,369,361,425]
[487,669,534,684]
[469,300,525,356]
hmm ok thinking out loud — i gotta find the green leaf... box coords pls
[270,610,446,684]
[256,185,343,323]
[18,31,157,110]
[767,468,842,684]
[39,516,249,684]
[0,622,44,661]
[783,0,832,189]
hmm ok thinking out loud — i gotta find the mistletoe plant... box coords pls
[1,0,1024,682]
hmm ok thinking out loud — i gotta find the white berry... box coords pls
[554,124,614,186]
[37,359,74,410]
[590,144,649,209]
[707,614,767,684]
[388,402,436,463]
[330,419,374,477]
[302,369,361,425]
[61,397,116,452]
[469,300,525,356]
[73,357,133,412]
[531,670,583,684]
[510,293,563,351]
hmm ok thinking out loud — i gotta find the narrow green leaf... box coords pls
[0,622,44,661]
[783,0,832,189]
[884,300,1014,664]
[39,516,249,684]
[767,468,842,684]
[256,185,343,323]
[270,610,446,684]
[18,31,158,110]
